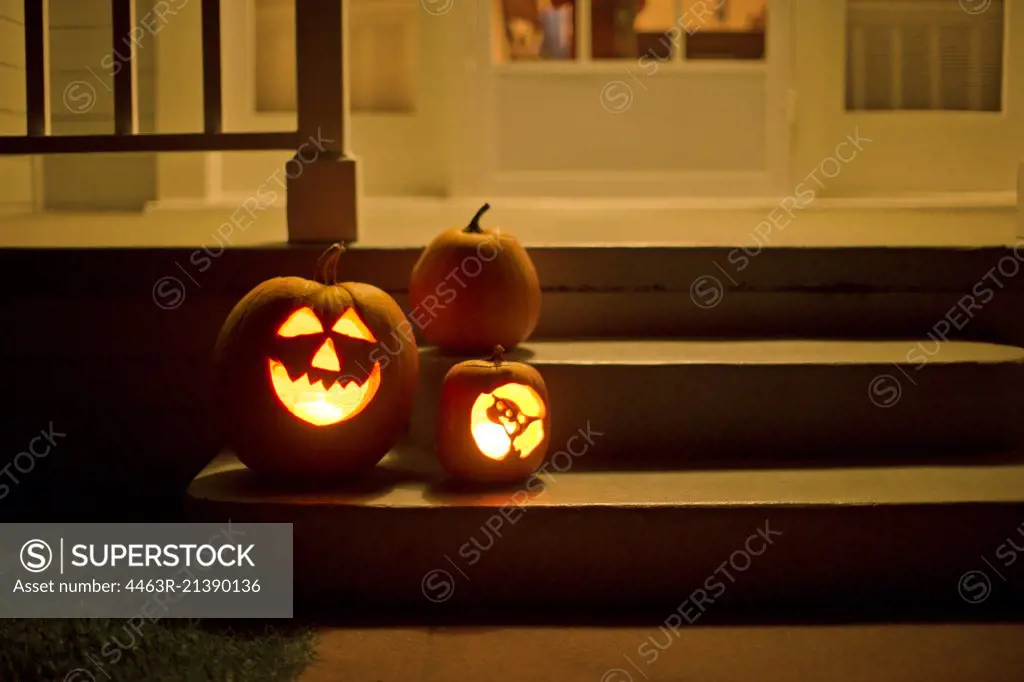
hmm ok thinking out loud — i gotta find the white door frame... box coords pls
[447,0,794,200]
[764,0,794,195]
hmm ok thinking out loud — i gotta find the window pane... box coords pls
[682,0,765,60]
[844,0,1003,111]
[255,0,416,113]
[590,0,676,60]
[255,0,296,112]
[495,0,576,61]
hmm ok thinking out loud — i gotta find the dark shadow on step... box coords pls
[386,440,552,502]
[382,440,444,474]
[190,465,428,502]
[382,440,551,502]
[421,477,548,504]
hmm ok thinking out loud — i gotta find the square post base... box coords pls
[286,156,358,244]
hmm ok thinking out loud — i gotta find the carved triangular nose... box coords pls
[311,338,340,372]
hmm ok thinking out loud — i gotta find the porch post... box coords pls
[287,0,359,244]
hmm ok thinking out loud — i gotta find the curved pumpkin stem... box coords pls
[464,203,491,234]
[315,243,346,285]
[489,344,505,365]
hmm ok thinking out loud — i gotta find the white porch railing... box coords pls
[0,0,357,243]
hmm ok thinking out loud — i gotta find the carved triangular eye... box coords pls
[277,307,323,337]
[332,308,377,342]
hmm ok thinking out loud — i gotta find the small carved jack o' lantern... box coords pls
[213,244,419,477]
[436,346,550,483]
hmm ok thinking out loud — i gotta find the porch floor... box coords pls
[0,199,1018,248]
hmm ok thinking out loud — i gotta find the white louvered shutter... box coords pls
[846,0,1003,111]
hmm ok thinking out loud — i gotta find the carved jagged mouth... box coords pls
[268,359,381,426]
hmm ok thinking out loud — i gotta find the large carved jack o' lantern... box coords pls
[436,346,550,483]
[213,244,419,478]
[268,305,381,426]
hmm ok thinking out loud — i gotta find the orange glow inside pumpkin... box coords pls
[277,307,324,337]
[269,359,380,426]
[311,338,341,372]
[470,383,546,460]
[268,306,382,426]
[332,307,377,342]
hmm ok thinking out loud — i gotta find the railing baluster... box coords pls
[111,0,138,135]
[24,0,51,137]
[201,0,223,134]
[3,0,358,242]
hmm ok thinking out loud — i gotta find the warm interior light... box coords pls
[311,338,341,371]
[269,306,382,425]
[470,383,545,460]
[269,360,381,426]
[276,306,323,337]
[332,307,377,342]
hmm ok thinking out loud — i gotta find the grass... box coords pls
[0,619,318,682]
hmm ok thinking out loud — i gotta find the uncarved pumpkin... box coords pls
[213,244,419,477]
[436,346,550,483]
[409,204,541,354]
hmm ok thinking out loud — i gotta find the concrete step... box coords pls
[6,245,1024,342]
[410,340,1024,465]
[186,452,1024,617]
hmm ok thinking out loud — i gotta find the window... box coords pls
[498,0,576,60]
[845,0,1004,111]
[494,0,766,62]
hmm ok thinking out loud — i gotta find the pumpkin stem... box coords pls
[464,203,491,234]
[314,243,345,285]
[489,344,505,365]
